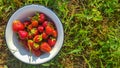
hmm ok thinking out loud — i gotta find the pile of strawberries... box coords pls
[12,12,57,57]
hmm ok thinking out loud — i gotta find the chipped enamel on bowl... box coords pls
[5,5,64,64]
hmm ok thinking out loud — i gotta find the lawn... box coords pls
[0,0,120,68]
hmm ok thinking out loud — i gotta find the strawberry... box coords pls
[52,30,57,37]
[18,30,28,40]
[42,32,48,39]
[24,44,29,51]
[45,25,53,35]
[28,32,33,39]
[33,35,42,43]
[39,13,45,23]
[23,21,30,27]
[27,24,33,30]
[27,40,34,50]
[32,50,41,57]
[48,38,56,47]
[40,42,51,53]
[42,21,48,27]
[20,39,29,51]
[31,20,38,27]
[38,26,44,33]
[12,20,24,32]
[32,43,40,51]
[31,28,38,36]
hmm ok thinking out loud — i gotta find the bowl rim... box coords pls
[5,4,64,64]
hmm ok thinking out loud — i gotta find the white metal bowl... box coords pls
[5,5,64,64]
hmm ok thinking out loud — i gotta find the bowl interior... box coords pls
[5,5,64,64]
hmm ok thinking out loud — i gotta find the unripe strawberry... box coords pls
[33,35,42,43]
[31,28,38,36]
[32,43,40,51]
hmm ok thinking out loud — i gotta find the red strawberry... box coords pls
[12,20,24,32]
[31,28,38,36]
[48,38,56,47]
[39,13,45,23]
[42,21,48,27]
[18,30,28,40]
[32,50,41,57]
[31,20,38,27]
[23,21,30,27]
[27,40,34,50]
[45,25,53,35]
[42,32,48,39]
[32,43,40,51]
[33,35,42,43]
[40,42,51,53]
[38,26,44,33]
[52,30,57,37]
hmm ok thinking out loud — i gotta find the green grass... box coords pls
[0,0,120,68]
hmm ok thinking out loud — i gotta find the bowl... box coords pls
[5,5,64,64]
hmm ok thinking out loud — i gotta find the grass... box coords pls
[0,0,120,68]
